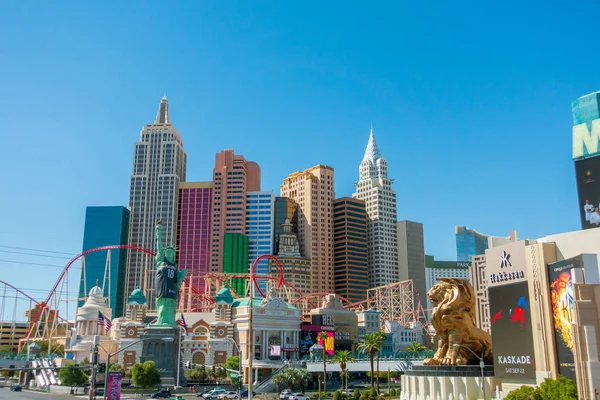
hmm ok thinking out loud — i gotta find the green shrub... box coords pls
[360,392,369,400]
[333,391,342,400]
[353,389,361,400]
[369,388,377,398]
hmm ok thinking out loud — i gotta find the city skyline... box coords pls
[1,2,593,304]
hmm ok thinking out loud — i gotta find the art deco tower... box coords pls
[353,128,398,288]
[125,96,187,309]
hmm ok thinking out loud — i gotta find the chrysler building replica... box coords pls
[353,127,398,288]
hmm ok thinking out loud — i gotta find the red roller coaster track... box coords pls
[18,246,307,347]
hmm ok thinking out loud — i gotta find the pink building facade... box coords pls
[176,181,213,307]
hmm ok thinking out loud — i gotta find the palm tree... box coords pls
[374,332,385,394]
[294,368,312,394]
[317,331,330,392]
[272,373,285,394]
[404,342,426,358]
[357,333,379,389]
[331,350,354,392]
[281,367,297,390]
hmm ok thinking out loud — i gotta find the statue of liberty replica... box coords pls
[153,220,187,326]
[140,221,188,387]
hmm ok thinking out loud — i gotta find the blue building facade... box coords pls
[78,206,130,318]
[246,192,275,292]
[455,226,489,262]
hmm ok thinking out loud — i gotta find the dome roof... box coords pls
[76,286,111,322]
[127,288,147,305]
[215,286,234,304]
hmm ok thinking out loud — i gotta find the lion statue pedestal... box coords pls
[400,278,501,400]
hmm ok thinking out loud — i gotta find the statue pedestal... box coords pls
[140,326,186,388]
[400,365,500,400]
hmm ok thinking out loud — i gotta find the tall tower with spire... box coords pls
[353,127,398,288]
[125,96,187,310]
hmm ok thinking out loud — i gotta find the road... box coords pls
[0,387,202,400]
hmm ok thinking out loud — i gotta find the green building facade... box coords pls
[223,233,249,295]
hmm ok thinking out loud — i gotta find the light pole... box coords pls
[452,344,486,400]
[103,337,174,400]
[224,337,243,400]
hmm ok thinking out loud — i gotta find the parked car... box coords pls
[342,389,354,396]
[288,393,309,400]
[202,389,227,399]
[10,385,22,392]
[280,389,293,400]
[217,391,238,400]
[95,388,105,396]
[241,390,256,398]
[151,389,172,398]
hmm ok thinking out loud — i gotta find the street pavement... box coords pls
[0,387,205,400]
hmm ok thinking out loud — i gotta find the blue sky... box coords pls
[0,1,598,310]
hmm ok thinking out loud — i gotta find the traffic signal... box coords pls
[98,363,106,373]
[185,361,192,369]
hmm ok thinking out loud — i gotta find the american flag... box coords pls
[97,311,112,332]
[178,313,188,331]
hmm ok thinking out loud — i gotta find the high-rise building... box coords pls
[572,91,600,230]
[210,150,260,276]
[246,191,275,291]
[79,206,130,317]
[222,234,249,296]
[333,197,368,304]
[397,220,426,306]
[280,165,335,293]
[270,219,311,301]
[353,128,398,288]
[125,96,187,309]
[455,226,517,262]
[176,182,212,301]
[273,197,298,253]
[424,255,471,314]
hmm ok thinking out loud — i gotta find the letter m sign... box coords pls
[573,119,600,159]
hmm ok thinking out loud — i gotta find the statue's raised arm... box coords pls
[155,220,165,263]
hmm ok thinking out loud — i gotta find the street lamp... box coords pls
[452,344,486,400]
[224,337,243,400]
[103,337,174,400]
[176,325,186,389]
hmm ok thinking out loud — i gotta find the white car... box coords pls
[203,389,227,399]
[280,389,293,400]
[288,394,310,400]
[217,391,239,400]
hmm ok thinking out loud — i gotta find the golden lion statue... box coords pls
[424,278,493,366]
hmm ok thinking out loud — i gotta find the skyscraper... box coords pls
[125,96,187,310]
[210,150,260,276]
[246,191,275,292]
[333,197,368,304]
[176,182,212,301]
[455,226,517,262]
[353,128,398,288]
[79,206,130,318]
[271,218,310,301]
[280,165,335,293]
[273,197,298,252]
[397,220,426,306]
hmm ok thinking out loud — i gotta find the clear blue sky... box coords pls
[0,1,597,309]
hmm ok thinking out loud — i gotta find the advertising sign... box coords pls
[575,156,600,230]
[547,257,581,382]
[107,372,122,400]
[318,332,335,355]
[489,282,536,381]
[300,331,317,358]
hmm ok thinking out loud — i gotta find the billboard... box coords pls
[489,281,536,381]
[319,331,335,355]
[548,257,581,382]
[575,156,600,230]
